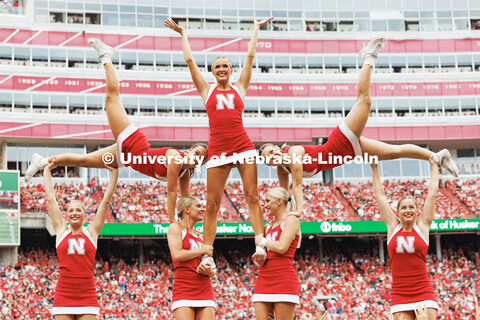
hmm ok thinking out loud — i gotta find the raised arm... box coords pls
[277,166,290,191]
[262,216,299,254]
[166,162,184,223]
[290,163,304,213]
[178,171,191,198]
[236,18,274,98]
[88,166,118,241]
[164,20,210,101]
[288,146,305,213]
[371,164,398,232]
[418,155,439,230]
[167,223,212,262]
[43,160,67,236]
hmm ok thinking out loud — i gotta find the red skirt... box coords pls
[172,270,215,310]
[253,258,300,304]
[52,274,99,315]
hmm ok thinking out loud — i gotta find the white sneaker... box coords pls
[88,38,115,59]
[436,149,459,177]
[359,36,386,59]
[25,153,45,182]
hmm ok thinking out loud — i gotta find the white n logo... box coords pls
[216,94,235,110]
[266,231,279,242]
[189,239,201,251]
[68,238,86,255]
[396,236,415,253]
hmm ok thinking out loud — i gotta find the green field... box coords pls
[0,210,19,245]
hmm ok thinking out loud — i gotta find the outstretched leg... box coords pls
[88,38,131,140]
[24,145,118,181]
[237,162,264,239]
[203,165,232,247]
[361,138,432,161]
[361,138,459,177]
[344,36,385,138]
[47,145,119,168]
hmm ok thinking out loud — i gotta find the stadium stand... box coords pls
[21,179,479,223]
[335,179,475,220]
[2,237,477,319]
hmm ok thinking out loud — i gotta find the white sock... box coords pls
[101,55,112,65]
[40,157,49,167]
[433,153,440,164]
[363,55,375,67]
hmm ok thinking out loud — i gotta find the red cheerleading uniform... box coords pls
[281,122,362,178]
[253,222,300,304]
[204,84,256,167]
[171,229,215,311]
[52,227,99,315]
[387,223,438,313]
[116,124,188,181]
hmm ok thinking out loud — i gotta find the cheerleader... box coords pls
[253,187,300,320]
[371,156,439,320]
[44,159,118,319]
[167,196,216,319]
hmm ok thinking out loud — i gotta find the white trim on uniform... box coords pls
[390,300,438,313]
[414,223,429,245]
[252,294,299,304]
[182,229,187,240]
[51,306,100,315]
[339,122,362,156]
[56,229,71,248]
[206,149,257,169]
[231,84,244,104]
[83,227,97,249]
[387,224,402,245]
[115,124,137,168]
[205,85,216,103]
[172,300,216,311]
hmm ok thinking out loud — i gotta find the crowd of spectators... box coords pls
[20,181,235,223]
[2,238,477,319]
[446,179,480,216]
[21,178,479,223]
[335,179,474,220]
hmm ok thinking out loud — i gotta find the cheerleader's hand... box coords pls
[252,251,266,267]
[267,310,275,320]
[288,211,301,218]
[196,262,216,278]
[164,19,185,35]
[201,244,214,257]
[414,304,428,320]
[254,17,274,29]
[45,158,57,171]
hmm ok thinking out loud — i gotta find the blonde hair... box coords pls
[266,187,290,207]
[67,200,86,214]
[212,56,232,69]
[190,142,208,151]
[259,143,290,156]
[396,196,418,212]
[177,196,198,220]
[259,143,274,156]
